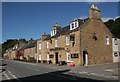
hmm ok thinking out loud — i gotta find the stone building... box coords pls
[37,4,113,66]
[24,41,37,61]
[37,33,51,63]
[112,38,120,62]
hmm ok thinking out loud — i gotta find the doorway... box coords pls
[55,52,59,64]
[83,51,88,66]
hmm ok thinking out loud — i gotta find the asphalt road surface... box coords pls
[1,60,119,81]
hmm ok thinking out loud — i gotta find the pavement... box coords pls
[38,62,119,81]
[1,60,120,81]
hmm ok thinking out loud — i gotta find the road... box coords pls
[1,60,119,81]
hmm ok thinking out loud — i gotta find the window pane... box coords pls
[67,52,71,62]
[47,42,49,48]
[114,53,118,57]
[66,35,70,45]
[71,54,78,58]
[75,22,77,27]
[106,36,109,45]
[55,38,58,47]
[114,39,118,45]
[39,43,41,50]
[49,54,54,58]
[70,36,75,41]
[72,23,74,29]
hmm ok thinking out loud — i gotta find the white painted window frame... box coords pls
[47,42,49,48]
[66,35,70,46]
[39,43,41,50]
[55,38,58,47]
[105,36,110,45]
[66,52,71,62]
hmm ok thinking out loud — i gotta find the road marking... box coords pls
[112,76,118,79]
[26,67,40,71]
[105,69,114,72]
[8,71,17,79]
[79,71,118,80]
[90,73,96,76]
[13,61,37,66]
[3,72,10,80]
[79,71,88,74]
[8,70,21,82]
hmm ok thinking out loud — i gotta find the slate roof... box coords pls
[37,18,89,41]
[43,34,51,41]
[26,41,37,48]
[51,18,89,38]
[18,44,28,51]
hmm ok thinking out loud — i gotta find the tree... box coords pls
[28,38,34,43]
[104,17,120,38]
[18,38,27,44]
[2,39,18,55]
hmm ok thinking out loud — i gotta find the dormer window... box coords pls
[70,20,79,30]
[72,23,74,29]
[50,23,61,36]
[75,22,77,27]
[53,29,56,35]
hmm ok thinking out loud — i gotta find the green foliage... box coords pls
[2,39,18,54]
[28,38,34,43]
[2,38,28,56]
[104,17,120,38]
[18,38,28,44]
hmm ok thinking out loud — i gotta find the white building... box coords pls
[112,38,120,62]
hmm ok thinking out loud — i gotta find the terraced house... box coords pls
[24,41,37,62]
[37,4,113,66]
[37,33,51,63]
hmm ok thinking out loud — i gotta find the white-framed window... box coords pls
[75,22,77,27]
[114,53,118,57]
[105,36,109,45]
[53,29,55,35]
[55,38,58,47]
[66,52,71,62]
[47,42,49,48]
[114,38,118,45]
[53,29,56,35]
[70,23,74,30]
[66,35,70,45]
[51,31,53,36]
[72,23,74,29]
[39,43,41,50]
[39,54,41,60]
